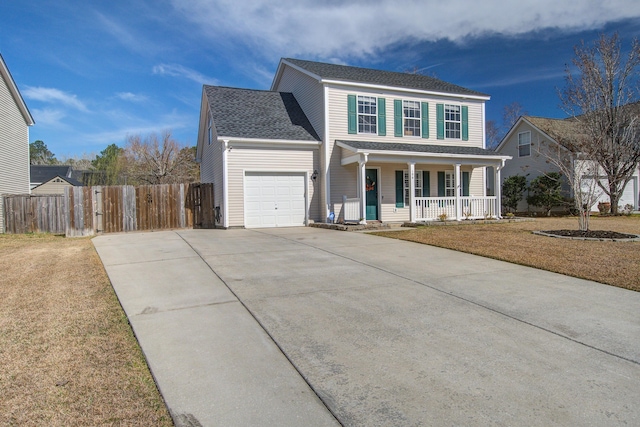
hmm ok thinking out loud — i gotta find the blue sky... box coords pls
[2,1,640,159]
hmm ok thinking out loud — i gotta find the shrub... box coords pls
[502,175,528,213]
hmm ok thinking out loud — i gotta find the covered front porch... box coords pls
[337,140,511,224]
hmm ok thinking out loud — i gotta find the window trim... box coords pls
[444,104,461,139]
[403,169,423,205]
[357,95,377,134]
[518,131,531,157]
[403,100,421,137]
[444,171,455,197]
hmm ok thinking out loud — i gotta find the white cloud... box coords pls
[116,92,148,102]
[23,86,88,111]
[153,63,217,84]
[170,0,640,58]
[32,108,67,126]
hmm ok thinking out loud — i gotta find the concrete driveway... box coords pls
[93,227,640,426]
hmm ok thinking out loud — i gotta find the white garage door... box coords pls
[244,172,306,228]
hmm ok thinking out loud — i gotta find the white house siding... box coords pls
[326,84,487,220]
[226,147,320,227]
[273,66,325,141]
[0,71,30,233]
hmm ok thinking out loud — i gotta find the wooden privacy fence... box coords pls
[3,183,215,237]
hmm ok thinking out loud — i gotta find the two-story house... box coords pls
[196,58,510,228]
[0,54,35,233]
[496,116,639,213]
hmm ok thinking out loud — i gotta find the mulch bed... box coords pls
[539,229,639,239]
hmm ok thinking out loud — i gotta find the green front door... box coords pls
[365,169,378,220]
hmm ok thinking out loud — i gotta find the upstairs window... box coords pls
[518,131,531,157]
[445,104,461,139]
[358,96,377,134]
[403,101,421,137]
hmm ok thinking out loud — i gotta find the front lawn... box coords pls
[374,216,640,291]
[0,234,172,426]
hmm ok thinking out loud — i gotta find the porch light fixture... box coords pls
[311,170,318,181]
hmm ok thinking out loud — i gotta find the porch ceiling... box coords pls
[337,140,511,167]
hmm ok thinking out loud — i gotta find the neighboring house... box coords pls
[495,116,639,212]
[0,54,35,233]
[196,58,511,228]
[30,165,82,195]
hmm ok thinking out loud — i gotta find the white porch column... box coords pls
[495,160,504,218]
[455,163,461,221]
[408,162,416,223]
[359,154,368,224]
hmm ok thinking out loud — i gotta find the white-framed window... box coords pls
[358,96,377,134]
[208,116,213,145]
[403,100,421,137]
[445,171,455,196]
[403,170,423,205]
[518,131,531,157]
[445,104,461,139]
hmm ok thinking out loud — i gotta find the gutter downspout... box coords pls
[323,85,331,222]
[222,139,230,228]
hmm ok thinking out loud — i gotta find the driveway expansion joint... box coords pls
[259,229,640,367]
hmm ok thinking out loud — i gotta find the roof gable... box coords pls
[30,165,73,183]
[204,86,320,141]
[276,58,489,99]
[0,54,35,126]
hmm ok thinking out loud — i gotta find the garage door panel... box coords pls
[245,172,307,228]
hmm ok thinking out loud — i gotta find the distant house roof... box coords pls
[30,165,73,184]
[31,174,82,190]
[277,58,489,99]
[204,85,320,141]
[337,140,509,159]
[495,115,582,153]
[0,54,35,126]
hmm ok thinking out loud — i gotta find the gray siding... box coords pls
[0,70,31,232]
[498,121,563,212]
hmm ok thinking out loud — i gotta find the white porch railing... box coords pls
[415,196,497,221]
[342,196,361,223]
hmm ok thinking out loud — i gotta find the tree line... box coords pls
[29,130,199,186]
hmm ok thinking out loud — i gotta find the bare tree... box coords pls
[486,119,501,150]
[502,102,527,133]
[122,131,199,185]
[560,32,640,214]
[537,138,602,230]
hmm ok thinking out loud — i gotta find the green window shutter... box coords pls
[395,170,404,207]
[462,171,470,196]
[422,171,430,197]
[436,104,444,139]
[461,105,469,141]
[394,99,403,137]
[348,95,357,134]
[437,171,445,197]
[378,97,386,136]
[421,102,429,139]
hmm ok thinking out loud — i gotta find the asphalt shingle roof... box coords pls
[338,140,504,157]
[284,58,488,98]
[204,86,320,141]
[30,165,73,183]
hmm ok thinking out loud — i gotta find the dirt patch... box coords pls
[0,234,172,426]
[374,216,640,292]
